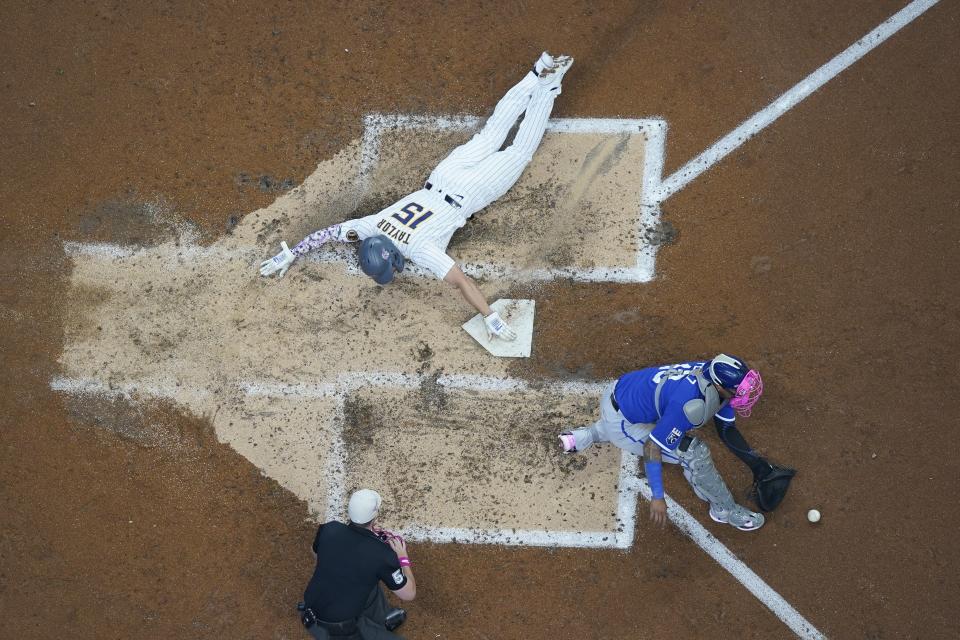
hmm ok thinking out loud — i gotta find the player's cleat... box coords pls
[537,55,573,92]
[559,432,577,453]
[709,504,765,531]
[533,51,556,76]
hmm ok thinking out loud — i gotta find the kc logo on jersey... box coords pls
[666,428,683,446]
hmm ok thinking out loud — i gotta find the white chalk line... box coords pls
[627,476,824,640]
[655,0,941,203]
[628,4,939,636]
[638,119,668,276]
[50,375,209,403]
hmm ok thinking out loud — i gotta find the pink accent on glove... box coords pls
[730,369,763,417]
[559,434,576,452]
[398,556,412,567]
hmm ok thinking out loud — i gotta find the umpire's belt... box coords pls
[301,609,358,636]
[424,181,462,209]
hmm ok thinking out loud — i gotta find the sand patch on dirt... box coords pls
[343,384,622,533]
[58,120,651,537]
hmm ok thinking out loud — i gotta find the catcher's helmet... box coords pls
[704,353,763,416]
[358,235,405,285]
[703,353,751,390]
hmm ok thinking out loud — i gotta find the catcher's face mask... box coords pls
[729,369,763,417]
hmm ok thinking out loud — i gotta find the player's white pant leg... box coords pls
[431,72,539,175]
[565,382,619,452]
[567,382,652,457]
[458,85,557,211]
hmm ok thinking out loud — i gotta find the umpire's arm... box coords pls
[387,537,417,601]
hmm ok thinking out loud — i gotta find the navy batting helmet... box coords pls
[702,354,751,390]
[358,235,405,285]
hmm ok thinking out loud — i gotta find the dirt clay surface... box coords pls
[2,2,959,639]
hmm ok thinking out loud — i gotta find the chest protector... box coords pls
[653,367,724,426]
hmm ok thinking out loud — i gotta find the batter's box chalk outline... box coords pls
[356,113,668,284]
[242,371,641,549]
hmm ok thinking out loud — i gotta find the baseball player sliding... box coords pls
[560,355,771,532]
[260,52,574,341]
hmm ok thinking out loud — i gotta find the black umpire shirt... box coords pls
[303,521,407,622]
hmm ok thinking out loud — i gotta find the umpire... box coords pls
[300,489,416,639]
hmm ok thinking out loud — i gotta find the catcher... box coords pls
[559,354,795,531]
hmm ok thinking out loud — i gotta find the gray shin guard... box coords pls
[570,425,602,452]
[679,438,737,511]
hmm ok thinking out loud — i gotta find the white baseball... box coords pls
[807,509,821,523]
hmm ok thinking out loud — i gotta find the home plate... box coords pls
[463,299,535,357]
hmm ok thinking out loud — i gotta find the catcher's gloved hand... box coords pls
[484,311,517,341]
[751,463,796,512]
[259,241,295,278]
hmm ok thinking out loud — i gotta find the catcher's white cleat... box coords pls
[709,504,765,531]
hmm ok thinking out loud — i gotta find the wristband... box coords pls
[644,460,664,500]
[398,556,412,567]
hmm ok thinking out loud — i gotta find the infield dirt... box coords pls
[2,1,959,639]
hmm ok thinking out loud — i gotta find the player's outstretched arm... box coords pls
[259,224,351,278]
[443,265,517,341]
[259,241,296,278]
[644,439,668,527]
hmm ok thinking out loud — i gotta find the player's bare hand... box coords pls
[650,498,667,527]
[259,241,295,278]
[387,536,408,558]
[484,311,517,341]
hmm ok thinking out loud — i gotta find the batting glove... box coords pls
[259,241,295,278]
[484,311,517,341]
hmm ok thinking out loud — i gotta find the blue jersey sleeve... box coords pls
[648,403,695,452]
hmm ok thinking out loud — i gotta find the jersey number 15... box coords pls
[392,203,434,229]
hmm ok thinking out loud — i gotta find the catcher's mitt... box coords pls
[750,464,796,512]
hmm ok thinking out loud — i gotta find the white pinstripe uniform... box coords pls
[336,70,560,279]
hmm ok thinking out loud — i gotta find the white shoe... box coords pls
[533,51,555,75]
[709,504,765,531]
[537,55,573,92]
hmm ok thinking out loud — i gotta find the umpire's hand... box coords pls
[387,536,408,559]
